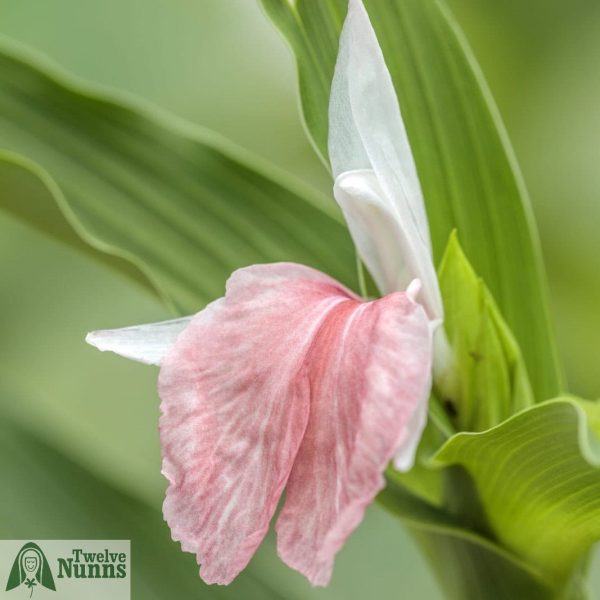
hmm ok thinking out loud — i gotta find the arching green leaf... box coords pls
[378,478,555,600]
[0,42,357,314]
[434,398,600,591]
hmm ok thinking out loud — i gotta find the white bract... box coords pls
[329,0,443,324]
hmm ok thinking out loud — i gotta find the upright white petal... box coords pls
[86,317,192,366]
[329,0,443,321]
[334,171,442,321]
[393,397,429,471]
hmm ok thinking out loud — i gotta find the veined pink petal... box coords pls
[159,264,353,584]
[158,263,432,586]
[276,279,432,586]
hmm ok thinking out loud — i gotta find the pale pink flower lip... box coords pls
[87,263,434,585]
[158,263,433,585]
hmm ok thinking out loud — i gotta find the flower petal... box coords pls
[85,317,192,365]
[158,263,432,586]
[393,397,429,471]
[334,170,442,320]
[329,0,428,242]
[275,279,433,586]
[159,263,357,584]
[328,0,443,320]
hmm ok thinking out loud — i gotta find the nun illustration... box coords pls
[5,542,55,597]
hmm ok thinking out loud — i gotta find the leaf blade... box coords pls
[0,40,357,314]
[378,478,555,600]
[434,398,600,588]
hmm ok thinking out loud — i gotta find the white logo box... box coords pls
[0,540,130,600]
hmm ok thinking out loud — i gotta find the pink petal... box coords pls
[276,282,432,586]
[158,263,359,584]
[158,263,432,586]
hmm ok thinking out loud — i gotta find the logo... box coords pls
[5,543,55,597]
[1,541,130,600]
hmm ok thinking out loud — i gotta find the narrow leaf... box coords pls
[379,478,554,600]
[0,42,357,314]
[0,151,155,294]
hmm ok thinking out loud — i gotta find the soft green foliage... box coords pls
[0,44,357,314]
[438,232,534,431]
[0,151,156,294]
[379,478,554,600]
[434,398,600,593]
[381,236,600,598]
[382,233,600,597]
[408,529,553,600]
[261,0,562,401]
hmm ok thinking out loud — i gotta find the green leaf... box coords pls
[433,397,600,592]
[438,231,534,431]
[261,0,562,401]
[408,529,553,600]
[0,42,357,314]
[0,151,156,295]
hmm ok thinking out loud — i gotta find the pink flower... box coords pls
[86,0,444,587]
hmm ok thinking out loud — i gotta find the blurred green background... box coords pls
[0,0,598,597]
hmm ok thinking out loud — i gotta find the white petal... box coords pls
[334,170,443,320]
[328,0,444,320]
[86,317,192,366]
[393,397,429,472]
[328,0,430,248]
